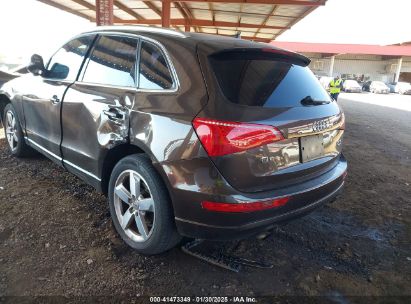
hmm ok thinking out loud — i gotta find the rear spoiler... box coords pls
[209,47,311,67]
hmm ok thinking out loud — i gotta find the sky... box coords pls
[277,0,411,44]
[0,0,410,65]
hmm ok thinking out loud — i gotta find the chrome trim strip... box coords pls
[63,159,101,182]
[74,81,139,91]
[26,138,62,161]
[25,137,101,182]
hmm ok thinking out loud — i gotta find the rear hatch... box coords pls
[194,43,345,193]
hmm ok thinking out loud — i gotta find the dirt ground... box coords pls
[0,95,410,300]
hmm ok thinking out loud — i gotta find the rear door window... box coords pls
[209,51,331,107]
[138,41,174,90]
[82,35,138,87]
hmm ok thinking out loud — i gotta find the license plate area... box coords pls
[300,134,324,163]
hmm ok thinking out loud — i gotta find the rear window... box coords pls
[209,51,331,107]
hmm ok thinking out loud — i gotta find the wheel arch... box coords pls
[100,140,169,195]
[0,94,12,125]
[100,143,146,195]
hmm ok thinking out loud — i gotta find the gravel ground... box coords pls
[0,95,410,300]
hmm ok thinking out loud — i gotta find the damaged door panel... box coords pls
[60,83,135,185]
[59,34,139,186]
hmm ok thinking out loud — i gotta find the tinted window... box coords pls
[82,36,138,87]
[210,51,331,107]
[46,36,94,81]
[138,41,173,90]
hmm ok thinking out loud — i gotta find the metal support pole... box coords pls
[162,0,171,27]
[395,57,403,82]
[185,24,190,32]
[95,0,113,26]
[328,55,335,77]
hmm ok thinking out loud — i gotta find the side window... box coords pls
[82,35,138,87]
[138,41,174,90]
[46,36,94,81]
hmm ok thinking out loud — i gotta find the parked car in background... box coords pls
[342,80,362,93]
[362,81,390,94]
[0,26,347,254]
[387,82,411,95]
[319,76,333,90]
[0,69,20,87]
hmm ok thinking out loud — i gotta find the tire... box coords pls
[108,154,181,255]
[2,103,31,157]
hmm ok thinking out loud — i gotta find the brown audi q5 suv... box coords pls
[0,26,347,254]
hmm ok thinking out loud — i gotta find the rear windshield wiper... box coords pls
[300,96,331,106]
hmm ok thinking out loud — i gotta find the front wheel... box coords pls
[2,103,31,157]
[108,154,181,255]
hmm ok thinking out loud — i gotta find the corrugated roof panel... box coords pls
[41,0,326,42]
[170,8,184,19]
[113,9,135,19]
[122,1,149,9]
[275,5,307,17]
[52,0,85,10]
[186,2,210,10]
[266,16,294,27]
[258,28,281,35]
[135,9,158,19]
[192,10,213,20]
[256,33,275,39]
[214,13,239,23]
[217,29,238,36]
[242,4,274,15]
[201,27,218,34]
[212,3,241,12]
[240,15,265,25]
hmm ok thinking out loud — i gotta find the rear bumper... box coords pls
[159,154,347,240]
[177,180,344,240]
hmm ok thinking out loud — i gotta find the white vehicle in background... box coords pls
[343,80,362,93]
[363,81,390,94]
[387,82,411,95]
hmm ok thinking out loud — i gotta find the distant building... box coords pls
[270,42,411,83]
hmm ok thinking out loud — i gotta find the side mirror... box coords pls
[27,54,45,76]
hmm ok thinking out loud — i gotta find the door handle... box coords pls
[51,95,60,104]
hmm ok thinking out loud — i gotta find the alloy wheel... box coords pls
[5,110,18,151]
[113,170,155,243]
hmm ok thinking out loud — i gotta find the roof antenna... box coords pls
[234,31,241,39]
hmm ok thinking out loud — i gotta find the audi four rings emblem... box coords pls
[312,119,331,132]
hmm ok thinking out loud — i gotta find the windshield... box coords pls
[209,52,331,108]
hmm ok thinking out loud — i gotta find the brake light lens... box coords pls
[201,197,290,213]
[192,118,284,157]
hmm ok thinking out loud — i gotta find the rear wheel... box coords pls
[108,154,181,255]
[2,103,31,157]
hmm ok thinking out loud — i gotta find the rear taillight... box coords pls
[201,197,290,213]
[192,118,284,157]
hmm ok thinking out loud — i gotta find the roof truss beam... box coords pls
[113,0,144,20]
[148,0,325,6]
[115,18,289,29]
[37,0,95,21]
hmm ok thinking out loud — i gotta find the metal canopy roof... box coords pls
[37,0,326,43]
